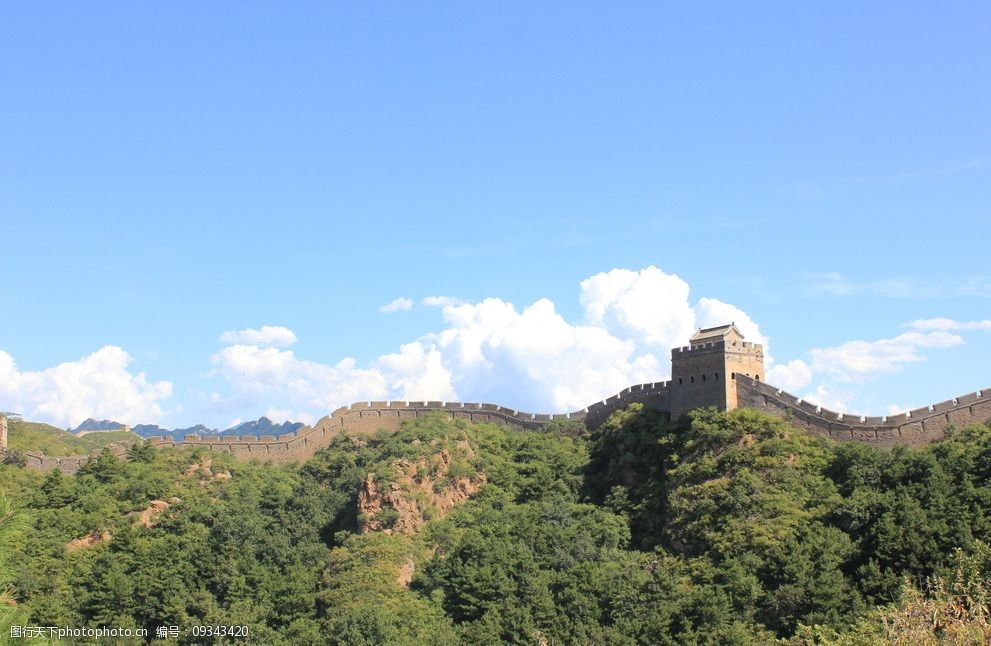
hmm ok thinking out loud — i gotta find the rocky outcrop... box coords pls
[357,442,485,536]
[131,500,170,528]
[184,458,232,483]
[66,530,111,552]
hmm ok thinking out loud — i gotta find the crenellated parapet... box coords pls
[144,384,674,463]
[672,339,762,355]
[735,374,991,446]
[16,446,127,474]
[17,373,991,472]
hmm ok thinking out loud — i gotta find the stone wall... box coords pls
[669,340,764,417]
[146,383,675,463]
[18,446,127,474]
[18,373,991,473]
[735,374,991,447]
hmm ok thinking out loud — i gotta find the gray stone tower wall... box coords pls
[669,339,765,419]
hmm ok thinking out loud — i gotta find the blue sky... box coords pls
[1,3,989,429]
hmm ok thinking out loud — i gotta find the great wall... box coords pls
[4,324,990,472]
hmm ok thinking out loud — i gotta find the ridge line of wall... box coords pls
[734,374,991,446]
[23,374,991,471]
[139,382,674,462]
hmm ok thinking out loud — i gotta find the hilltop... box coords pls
[68,418,129,435]
[5,419,141,455]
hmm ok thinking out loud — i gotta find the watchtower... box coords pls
[669,323,765,419]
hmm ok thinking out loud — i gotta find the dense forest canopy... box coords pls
[3,407,991,644]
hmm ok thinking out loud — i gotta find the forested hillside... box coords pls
[3,407,991,644]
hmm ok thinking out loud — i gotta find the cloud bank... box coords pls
[809,331,964,382]
[5,271,984,428]
[219,325,298,348]
[0,346,172,428]
[209,267,774,419]
[380,297,414,313]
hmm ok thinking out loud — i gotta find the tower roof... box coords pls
[689,323,745,345]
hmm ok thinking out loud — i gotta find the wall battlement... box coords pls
[673,340,763,355]
[141,382,673,463]
[735,374,991,446]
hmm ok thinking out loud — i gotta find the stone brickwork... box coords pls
[146,384,674,463]
[17,446,127,473]
[669,340,764,418]
[736,374,991,447]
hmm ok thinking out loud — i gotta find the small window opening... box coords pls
[678,377,683,385]
[755,374,760,381]
[715,372,719,380]
[702,374,706,382]
[690,376,695,383]
[731,373,735,380]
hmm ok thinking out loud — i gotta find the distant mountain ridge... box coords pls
[132,423,215,439]
[129,416,304,439]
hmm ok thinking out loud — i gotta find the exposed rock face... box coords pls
[131,500,170,528]
[357,442,486,536]
[184,458,232,483]
[184,458,212,477]
[66,530,111,552]
[396,556,416,587]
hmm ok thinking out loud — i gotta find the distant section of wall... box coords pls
[75,424,131,437]
[145,383,674,464]
[21,373,991,473]
[19,446,127,474]
[735,374,991,447]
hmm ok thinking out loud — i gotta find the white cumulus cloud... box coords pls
[907,318,991,332]
[695,297,769,348]
[219,325,297,348]
[426,296,661,411]
[379,297,414,313]
[0,346,172,427]
[207,265,769,418]
[767,359,813,391]
[579,266,696,348]
[209,345,389,411]
[809,331,963,382]
[263,407,314,426]
[422,296,464,307]
[800,384,850,413]
[374,342,457,401]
